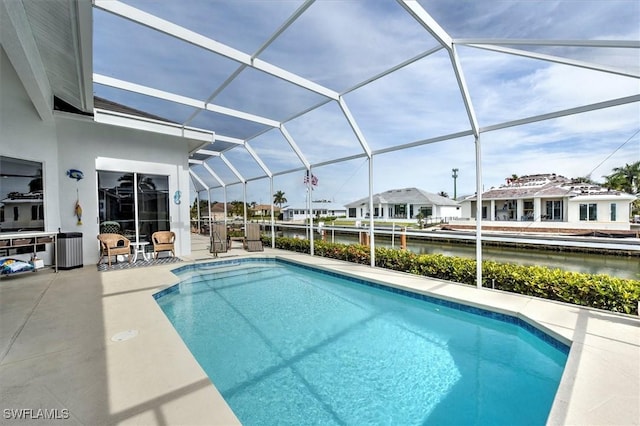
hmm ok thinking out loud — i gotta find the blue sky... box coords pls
[92,0,640,207]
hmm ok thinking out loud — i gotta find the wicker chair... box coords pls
[97,233,131,266]
[152,231,175,259]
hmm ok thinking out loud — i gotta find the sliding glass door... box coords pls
[98,171,169,243]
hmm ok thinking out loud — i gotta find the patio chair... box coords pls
[100,221,121,234]
[210,223,227,254]
[245,223,263,252]
[152,231,176,259]
[97,233,131,267]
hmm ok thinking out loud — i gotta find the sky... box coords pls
[92,0,640,207]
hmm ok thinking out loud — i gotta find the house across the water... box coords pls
[345,187,461,222]
[281,201,347,221]
[456,174,636,231]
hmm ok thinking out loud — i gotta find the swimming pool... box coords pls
[155,258,569,425]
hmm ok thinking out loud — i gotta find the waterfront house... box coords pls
[0,191,44,232]
[457,174,636,231]
[249,204,281,219]
[345,187,461,223]
[281,202,347,221]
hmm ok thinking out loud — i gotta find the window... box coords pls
[420,206,433,217]
[0,156,45,233]
[98,171,169,242]
[545,200,563,221]
[579,203,597,221]
[523,200,534,221]
[610,203,616,221]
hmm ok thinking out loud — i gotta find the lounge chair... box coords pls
[210,224,227,254]
[97,233,131,267]
[245,223,263,252]
[152,231,176,259]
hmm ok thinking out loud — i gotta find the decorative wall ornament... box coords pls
[66,169,84,181]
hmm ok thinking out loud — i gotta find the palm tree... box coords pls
[273,190,287,208]
[604,161,639,195]
[603,161,640,218]
[438,191,449,198]
[573,176,599,185]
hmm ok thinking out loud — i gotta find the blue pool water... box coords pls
[155,259,568,425]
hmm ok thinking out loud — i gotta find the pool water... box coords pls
[156,259,568,425]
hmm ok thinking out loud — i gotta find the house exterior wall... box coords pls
[350,203,461,221]
[283,208,346,221]
[55,115,191,264]
[1,48,61,235]
[567,198,631,225]
[458,196,633,230]
[1,47,192,265]
[438,205,462,219]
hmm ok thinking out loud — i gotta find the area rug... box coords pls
[97,256,182,272]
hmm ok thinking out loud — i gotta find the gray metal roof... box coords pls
[346,187,459,208]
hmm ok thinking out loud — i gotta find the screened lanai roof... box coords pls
[84,0,639,196]
[6,0,637,198]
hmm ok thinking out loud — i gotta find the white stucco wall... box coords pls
[1,47,192,266]
[438,205,462,218]
[456,197,633,231]
[55,117,192,264]
[1,47,61,233]
[567,198,632,226]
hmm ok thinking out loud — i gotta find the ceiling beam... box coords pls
[215,134,245,145]
[189,169,209,190]
[94,0,339,100]
[94,73,281,127]
[94,108,214,143]
[245,142,273,178]
[0,0,53,121]
[449,45,480,138]
[279,125,310,169]
[72,0,94,112]
[196,149,221,157]
[398,0,452,49]
[338,97,372,158]
[220,153,246,183]
[454,39,640,48]
[466,43,640,79]
[480,94,640,133]
[202,162,226,187]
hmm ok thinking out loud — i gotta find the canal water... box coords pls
[279,230,640,280]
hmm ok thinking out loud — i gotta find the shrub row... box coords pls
[264,236,640,315]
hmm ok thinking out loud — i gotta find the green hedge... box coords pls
[264,236,640,315]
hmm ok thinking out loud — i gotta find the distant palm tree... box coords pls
[604,161,639,194]
[573,176,599,185]
[438,191,449,198]
[603,161,640,217]
[273,190,287,208]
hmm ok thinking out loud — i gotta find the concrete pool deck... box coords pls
[1,235,638,425]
